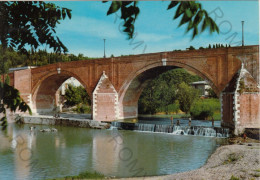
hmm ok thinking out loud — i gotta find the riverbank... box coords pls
[138,113,221,121]
[114,138,260,180]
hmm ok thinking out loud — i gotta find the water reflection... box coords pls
[92,130,121,176]
[0,123,227,180]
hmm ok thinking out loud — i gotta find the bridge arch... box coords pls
[118,60,219,119]
[32,69,89,114]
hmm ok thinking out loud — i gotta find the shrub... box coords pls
[168,101,180,114]
[230,175,240,180]
[50,171,105,179]
[74,104,91,114]
[190,98,220,120]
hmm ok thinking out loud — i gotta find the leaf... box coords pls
[185,9,192,18]
[193,10,203,26]
[62,8,66,19]
[167,1,179,10]
[174,3,184,19]
[186,20,193,33]
[66,9,72,19]
[201,18,208,33]
[192,26,198,39]
[178,13,190,27]
[107,1,122,15]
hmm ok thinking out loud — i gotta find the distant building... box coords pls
[190,81,210,97]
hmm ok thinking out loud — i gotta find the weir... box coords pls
[111,122,229,138]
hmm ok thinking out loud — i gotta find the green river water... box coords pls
[0,123,227,180]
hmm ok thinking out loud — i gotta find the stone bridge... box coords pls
[8,45,259,134]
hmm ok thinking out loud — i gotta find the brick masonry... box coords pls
[8,45,260,133]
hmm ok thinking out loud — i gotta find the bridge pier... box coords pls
[221,65,260,135]
[92,72,120,122]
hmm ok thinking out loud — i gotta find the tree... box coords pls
[0,1,71,130]
[0,81,32,129]
[188,46,195,50]
[177,82,199,114]
[64,84,91,107]
[104,1,219,39]
[138,68,202,114]
[138,80,162,114]
[0,1,71,53]
[206,88,218,98]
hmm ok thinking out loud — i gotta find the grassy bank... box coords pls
[139,112,221,121]
[50,171,105,180]
[139,98,221,121]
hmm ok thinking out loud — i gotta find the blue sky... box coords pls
[52,1,259,57]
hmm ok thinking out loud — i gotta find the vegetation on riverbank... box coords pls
[50,171,105,180]
[138,68,221,120]
[63,84,91,114]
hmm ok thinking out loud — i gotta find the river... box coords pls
[0,117,228,180]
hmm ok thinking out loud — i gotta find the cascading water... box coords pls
[111,122,229,137]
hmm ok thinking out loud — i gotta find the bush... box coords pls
[74,104,91,114]
[190,98,220,120]
[50,171,105,179]
[167,101,180,114]
[64,84,91,107]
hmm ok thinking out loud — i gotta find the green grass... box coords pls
[138,113,189,119]
[251,173,260,177]
[230,175,240,180]
[140,98,221,121]
[50,171,105,180]
[223,153,242,164]
[139,112,221,121]
[213,112,221,121]
[190,98,221,120]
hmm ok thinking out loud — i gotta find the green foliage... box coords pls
[0,81,31,130]
[105,1,219,39]
[4,75,10,85]
[206,88,218,98]
[138,68,202,114]
[50,171,105,180]
[167,101,180,114]
[0,2,74,130]
[138,81,161,114]
[230,175,240,180]
[188,46,195,50]
[177,82,199,114]
[64,84,91,107]
[0,45,91,69]
[74,104,91,114]
[0,1,71,53]
[104,1,140,39]
[190,98,220,120]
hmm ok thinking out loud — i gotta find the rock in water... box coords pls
[51,128,58,132]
